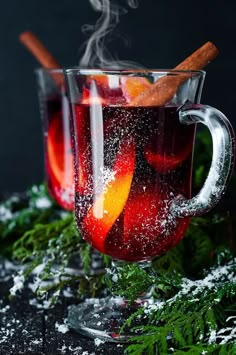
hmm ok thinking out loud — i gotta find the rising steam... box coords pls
[79,0,141,68]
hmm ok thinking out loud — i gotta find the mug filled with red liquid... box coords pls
[66,69,235,261]
[65,68,235,340]
[35,68,74,211]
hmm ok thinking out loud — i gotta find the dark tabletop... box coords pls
[0,262,125,355]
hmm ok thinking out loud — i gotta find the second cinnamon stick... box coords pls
[19,31,64,87]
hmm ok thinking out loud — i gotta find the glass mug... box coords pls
[65,69,235,340]
[35,68,74,211]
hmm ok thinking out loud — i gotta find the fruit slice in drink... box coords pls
[144,145,193,173]
[81,87,107,105]
[47,113,73,190]
[47,112,74,210]
[82,136,136,253]
[121,77,151,103]
[143,107,194,173]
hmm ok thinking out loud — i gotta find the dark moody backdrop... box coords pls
[0,0,235,193]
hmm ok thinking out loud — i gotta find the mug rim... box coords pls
[64,68,206,76]
[35,67,206,76]
[34,67,64,74]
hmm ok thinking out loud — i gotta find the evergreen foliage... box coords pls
[0,129,235,353]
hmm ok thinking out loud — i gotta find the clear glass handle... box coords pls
[171,103,235,217]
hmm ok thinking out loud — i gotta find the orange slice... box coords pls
[121,77,151,103]
[144,123,194,173]
[47,114,73,189]
[81,87,106,105]
[144,147,192,173]
[88,75,108,87]
[82,136,136,253]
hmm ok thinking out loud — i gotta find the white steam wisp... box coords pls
[79,0,141,69]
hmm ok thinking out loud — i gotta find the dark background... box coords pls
[0,0,235,193]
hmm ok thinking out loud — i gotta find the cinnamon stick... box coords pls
[131,41,219,106]
[19,31,64,86]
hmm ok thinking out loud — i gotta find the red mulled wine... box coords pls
[73,104,195,261]
[44,95,74,210]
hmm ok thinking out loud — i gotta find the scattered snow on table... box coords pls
[9,272,25,296]
[94,337,105,346]
[55,321,69,334]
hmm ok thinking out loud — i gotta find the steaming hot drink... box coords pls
[65,45,235,339]
[74,103,195,261]
[65,64,235,265]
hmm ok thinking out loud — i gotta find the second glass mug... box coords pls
[65,69,234,340]
[35,68,74,211]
